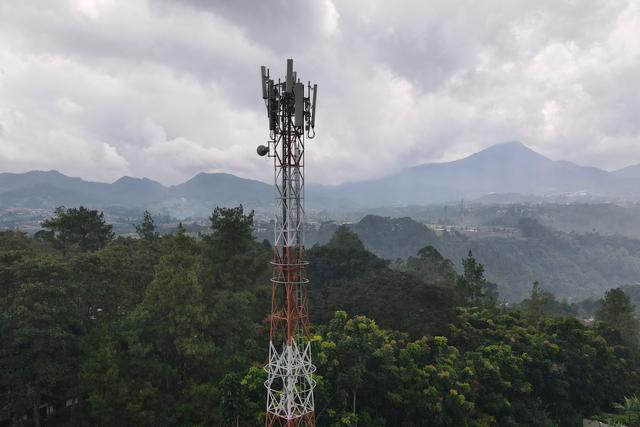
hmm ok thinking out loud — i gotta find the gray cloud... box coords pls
[0,0,639,185]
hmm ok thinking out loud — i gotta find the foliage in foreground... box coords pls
[0,206,639,426]
[598,395,640,427]
[229,308,640,426]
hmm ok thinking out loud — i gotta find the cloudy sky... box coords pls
[0,0,639,185]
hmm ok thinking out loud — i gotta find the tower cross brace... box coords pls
[258,59,318,427]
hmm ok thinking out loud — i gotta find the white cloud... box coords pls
[0,0,639,185]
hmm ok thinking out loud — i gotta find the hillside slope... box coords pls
[337,215,640,301]
[323,142,640,207]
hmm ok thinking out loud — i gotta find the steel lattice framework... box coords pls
[258,59,318,427]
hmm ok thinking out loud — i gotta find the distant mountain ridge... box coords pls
[2,142,640,215]
[613,164,640,179]
[319,142,640,207]
[0,170,273,217]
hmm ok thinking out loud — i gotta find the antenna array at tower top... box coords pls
[260,59,317,138]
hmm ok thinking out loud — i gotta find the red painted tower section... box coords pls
[259,59,318,427]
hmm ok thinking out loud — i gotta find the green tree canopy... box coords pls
[405,245,457,287]
[457,250,498,306]
[307,226,387,287]
[0,255,82,427]
[135,210,159,240]
[596,287,640,348]
[3,204,640,426]
[38,206,114,255]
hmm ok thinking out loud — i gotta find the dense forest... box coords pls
[283,215,640,301]
[1,206,640,426]
[354,202,640,239]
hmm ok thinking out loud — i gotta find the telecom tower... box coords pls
[257,59,318,426]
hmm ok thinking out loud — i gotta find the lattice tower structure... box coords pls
[258,59,318,427]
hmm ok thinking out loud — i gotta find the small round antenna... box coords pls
[256,144,269,156]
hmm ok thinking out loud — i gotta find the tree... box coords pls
[72,235,161,328]
[0,230,35,252]
[39,206,114,255]
[0,256,82,427]
[83,230,217,425]
[457,251,497,306]
[519,281,577,320]
[88,236,161,322]
[199,206,270,327]
[0,231,39,303]
[449,307,640,425]
[316,311,397,426]
[405,245,457,287]
[609,396,640,427]
[307,226,387,290]
[522,281,553,322]
[315,268,456,337]
[518,217,554,239]
[200,206,268,291]
[205,206,255,257]
[308,230,457,335]
[6,206,640,426]
[81,208,269,425]
[135,210,159,240]
[596,288,640,348]
[218,372,252,427]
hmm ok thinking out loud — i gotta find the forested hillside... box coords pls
[1,206,640,426]
[300,215,640,301]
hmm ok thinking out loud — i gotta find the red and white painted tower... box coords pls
[257,59,318,427]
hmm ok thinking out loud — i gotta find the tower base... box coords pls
[264,341,316,426]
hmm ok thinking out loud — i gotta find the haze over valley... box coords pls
[3,142,640,302]
[3,2,640,425]
[4,141,640,219]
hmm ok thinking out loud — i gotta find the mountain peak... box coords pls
[449,142,552,170]
[407,142,549,173]
[113,175,138,184]
[182,172,239,186]
[184,172,269,187]
[112,176,159,185]
[470,141,549,161]
[613,164,640,179]
[25,169,67,177]
[109,176,167,200]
